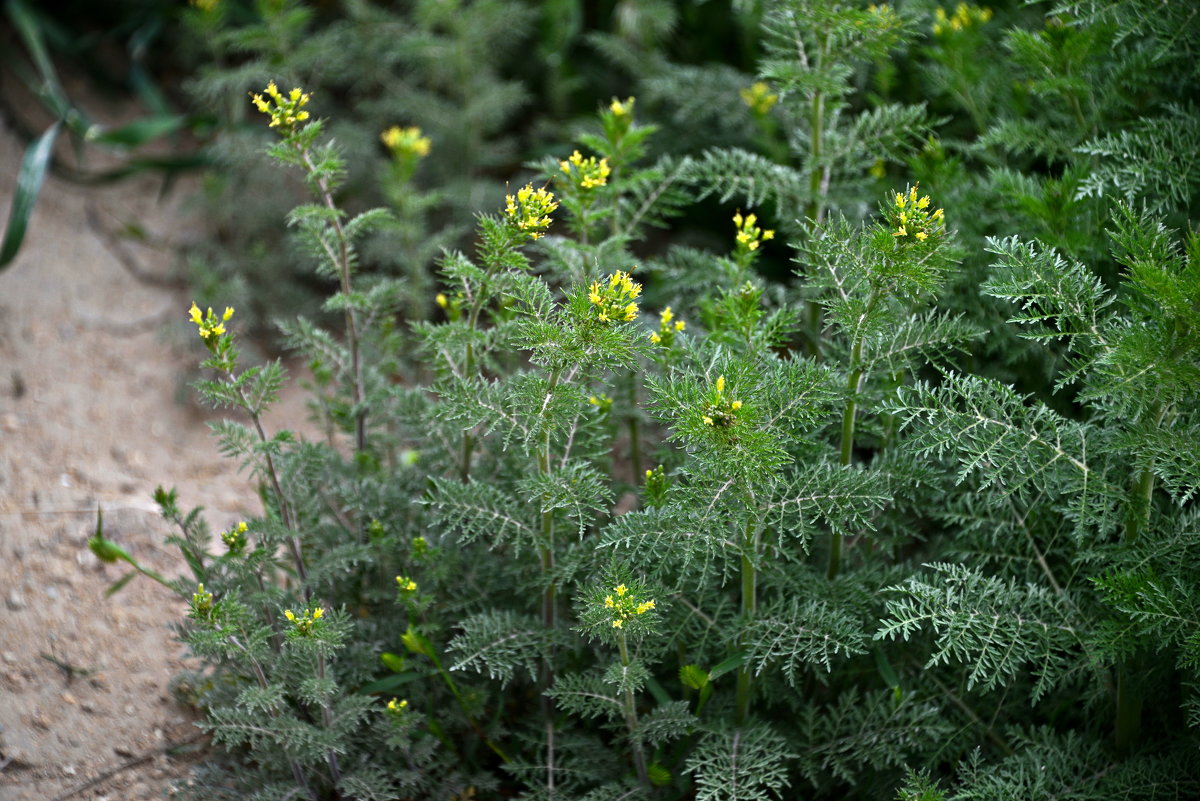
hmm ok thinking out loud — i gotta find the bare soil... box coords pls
[0,104,303,799]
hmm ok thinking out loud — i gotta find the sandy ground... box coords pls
[0,110,305,798]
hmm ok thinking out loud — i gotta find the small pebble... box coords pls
[6,589,25,610]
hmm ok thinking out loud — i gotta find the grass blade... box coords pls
[1,121,61,269]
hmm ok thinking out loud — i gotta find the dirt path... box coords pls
[0,114,301,799]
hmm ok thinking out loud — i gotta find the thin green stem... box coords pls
[458,250,510,481]
[298,147,366,454]
[1115,403,1166,748]
[228,635,316,801]
[236,384,308,592]
[828,291,877,581]
[735,517,759,726]
[426,646,512,763]
[803,37,829,359]
[806,88,826,226]
[626,370,642,484]
[315,652,343,785]
[617,631,650,786]
[537,366,563,787]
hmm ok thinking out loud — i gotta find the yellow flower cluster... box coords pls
[189,302,233,348]
[386,698,409,715]
[933,2,993,36]
[588,393,614,412]
[610,97,634,118]
[192,583,213,617]
[381,126,431,159]
[221,521,248,555]
[603,583,656,628]
[588,270,642,323]
[733,210,775,254]
[890,184,945,245]
[560,150,611,190]
[702,374,743,428]
[739,82,778,116]
[396,576,418,593]
[648,306,686,346]
[249,82,311,132]
[283,606,325,635]
[505,183,558,240]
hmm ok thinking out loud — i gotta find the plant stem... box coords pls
[626,371,642,484]
[229,635,316,801]
[735,517,759,726]
[236,384,308,592]
[458,252,509,481]
[298,147,366,454]
[315,652,343,786]
[829,291,876,581]
[1115,663,1144,752]
[537,366,563,789]
[803,36,829,358]
[1115,403,1164,748]
[617,631,650,786]
[424,643,512,763]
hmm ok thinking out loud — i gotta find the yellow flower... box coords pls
[504,183,558,240]
[610,97,634,117]
[888,183,944,246]
[702,375,743,429]
[396,576,418,593]
[587,270,641,325]
[285,606,325,635]
[733,210,772,256]
[436,293,448,308]
[739,82,779,115]
[559,150,611,190]
[603,582,656,630]
[189,302,233,348]
[381,126,431,159]
[250,82,312,133]
[192,583,213,617]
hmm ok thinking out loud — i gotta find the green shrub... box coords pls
[106,1,1200,799]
